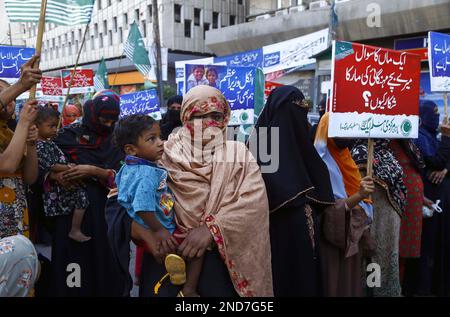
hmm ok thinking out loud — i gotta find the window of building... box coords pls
[194,8,201,26]
[108,30,113,45]
[184,19,191,38]
[124,13,128,29]
[147,5,153,23]
[91,35,95,49]
[107,0,111,6]
[135,9,140,22]
[174,4,181,23]
[94,23,98,38]
[75,40,79,53]
[71,31,75,42]
[99,34,103,48]
[113,17,118,32]
[103,20,107,34]
[203,23,210,40]
[213,12,219,29]
[141,21,147,37]
[238,0,243,4]
[230,15,236,25]
[97,0,101,10]
[68,42,72,55]
[119,27,123,43]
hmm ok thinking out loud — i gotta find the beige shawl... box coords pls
[159,86,273,297]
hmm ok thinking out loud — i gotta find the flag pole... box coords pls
[29,0,48,100]
[58,22,90,129]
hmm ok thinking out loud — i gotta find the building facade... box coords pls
[14,0,249,86]
[0,1,26,47]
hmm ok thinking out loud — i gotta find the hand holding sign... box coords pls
[18,55,42,92]
[440,122,450,137]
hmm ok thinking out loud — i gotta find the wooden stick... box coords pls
[58,22,90,129]
[366,138,374,177]
[444,92,448,124]
[29,0,48,100]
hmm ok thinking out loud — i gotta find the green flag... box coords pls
[94,58,109,92]
[124,22,152,78]
[5,0,95,25]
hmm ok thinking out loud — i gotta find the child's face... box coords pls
[38,117,59,139]
[127,124,164,162]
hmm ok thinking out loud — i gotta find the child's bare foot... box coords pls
[69,230,91,242]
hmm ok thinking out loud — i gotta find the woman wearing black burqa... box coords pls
[414,100,450,296]
[160,95,183,140]
[252,86,336,296]
[48,92,125,296]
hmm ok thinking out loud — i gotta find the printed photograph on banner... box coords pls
[184,64,256,126]
[329,41,421,139]
[0,46,35,84]
[61,69,95,94]
[428,31,450,92]
[120,89,161,120]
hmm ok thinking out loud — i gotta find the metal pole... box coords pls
[152,0,164,104]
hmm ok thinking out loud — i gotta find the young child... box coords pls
[35,107,91,242]
[114,114,203,297]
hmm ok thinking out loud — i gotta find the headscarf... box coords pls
[416,100,440,157]
[314,112,373,219]
[352,139,407,216]
[54,91,123,170]
[160,95,183,140]
[0,235,39,297]
[160,85,273,297]
[254,85,335,212]
[62,104,82,127]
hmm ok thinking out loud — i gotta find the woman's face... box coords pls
[0,82,16,120]
[187,111,225,145]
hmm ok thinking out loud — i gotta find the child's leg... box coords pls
[181,255,204,297]
[68,209,91,242]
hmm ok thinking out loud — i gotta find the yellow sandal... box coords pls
[154,254,186,295]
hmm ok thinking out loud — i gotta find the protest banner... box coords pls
[175,29,329,92]
[185,65,257,126]
[61,69,95,94]
[428,31,450,121]
[41,76,64,102]
[0,46,36,84]
[328,41,421,139]
[120,89,161,120]
[262,28,328,74]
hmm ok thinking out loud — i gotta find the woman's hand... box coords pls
[154,228,178,257]
[178,225,213,259]
[359,176,375,199]
[429,169,447,185]
[62,165,94,181]
[441,123,450,137]
[49,171,82,189]
[18,55,42,92]
[26,124,38,146]
[423,196,434,209]
[18,100,38,127]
